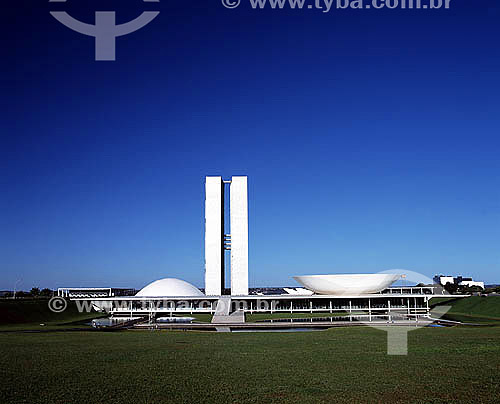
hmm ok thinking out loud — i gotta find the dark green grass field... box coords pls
[431,296,500,324]
[0,299,105,330]
[1,327,499,404]
[1,297,499,403]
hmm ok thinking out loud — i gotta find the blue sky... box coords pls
[1,0,499,290]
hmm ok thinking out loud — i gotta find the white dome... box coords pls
[136,278,204,297]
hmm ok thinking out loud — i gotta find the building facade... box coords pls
[204,177,225,295]
[205,176,249,296]
[230,177,249,296]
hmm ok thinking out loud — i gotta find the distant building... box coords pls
[433,275,484,289]
[458,280,485,289]
[433,275,455,286]
[57,288,137,298]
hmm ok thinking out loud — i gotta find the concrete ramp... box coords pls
[227,310,245,323]
[212,297,245,326]
[212,297,231,324]
[212,310,245,324]
[213,297,231,316]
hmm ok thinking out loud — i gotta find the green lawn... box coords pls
[428,296,463,307]
[186,313,213,323]
[1,298,500,403]
[431,296,500,324]
[0,299,105,331]
[0,327,499,403]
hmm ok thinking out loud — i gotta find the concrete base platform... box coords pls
[212,310,245,324]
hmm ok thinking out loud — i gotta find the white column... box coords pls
[230,176,248,295]
[205,176,224,295]
[414,297,418,322]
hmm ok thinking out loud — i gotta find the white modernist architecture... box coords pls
[136,278,204,297]
[229,177,249,295]
[458,280,485,289]
[205,176,248,296]
[434,275,485,290]
[65,175,471,329]
[293,274,401,296]
[436,276,455,286]
[205,177,225,296]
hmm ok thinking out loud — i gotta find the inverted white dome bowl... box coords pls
[293,274,401,295]
[136,278,204,297]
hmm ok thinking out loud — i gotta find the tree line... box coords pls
[2,288,55,298]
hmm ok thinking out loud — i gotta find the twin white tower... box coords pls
[205,176,248,296]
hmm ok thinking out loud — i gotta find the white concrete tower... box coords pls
[230,176,249,295]
[204,177,224,295]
